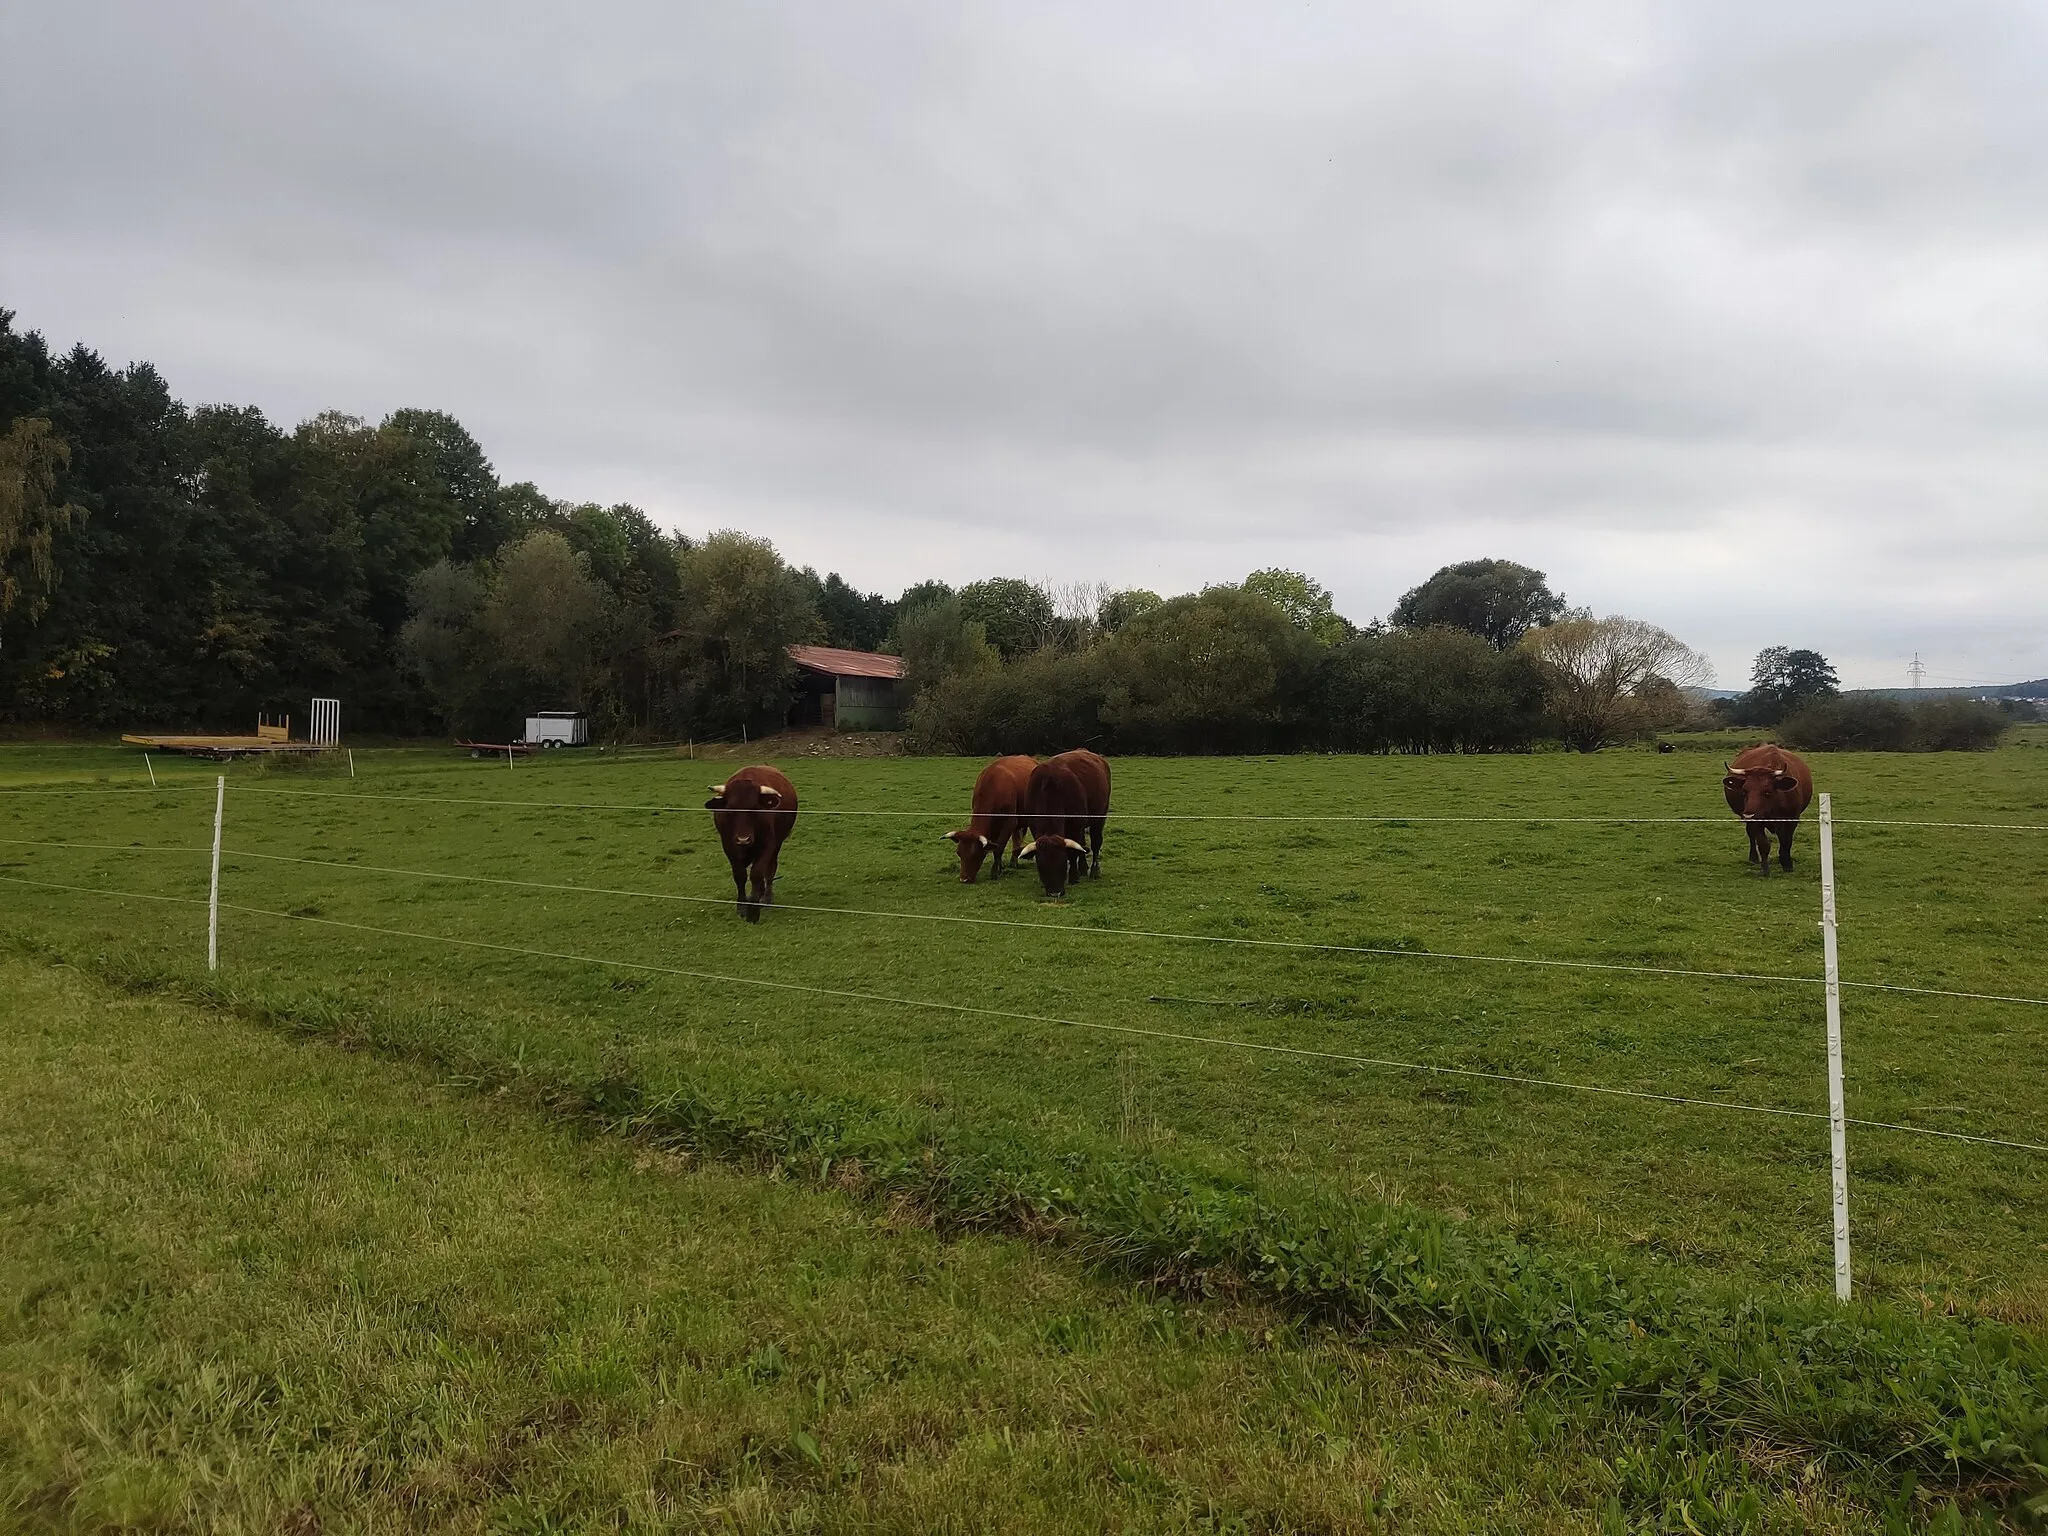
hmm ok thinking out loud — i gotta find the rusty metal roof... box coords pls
[787,644,906,680]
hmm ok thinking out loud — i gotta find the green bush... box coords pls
[1914,698,2013,751]
[912,586,1319,755]
[914,596,1568,757]
[1313,627,1547,753]
[910,646,1108,755]
[1097,586,1320,754]
[1781,696,2008,753]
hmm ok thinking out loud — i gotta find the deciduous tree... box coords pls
[1243,568,1353,645]
[958,577,1055,661]
[1393,559,1565,649]
[1730,646,1839,725]
[0,416,84,629]
[1524,615,1711,751]
[672,531,818,732]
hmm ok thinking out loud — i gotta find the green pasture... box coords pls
[5,955,1700,1532]
[2,736,2044,1310]
[4,735,2048,1522]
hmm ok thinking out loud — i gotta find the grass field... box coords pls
[4,953,1714,1532]
[4,733,2047,1523]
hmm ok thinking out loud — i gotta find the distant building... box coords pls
[786,645,908,731]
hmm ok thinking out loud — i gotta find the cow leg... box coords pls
[759,842,783,908]
[1777,820,1796,871]
[1089,823,1102,877]
[742,856,764,923]
[730,858,751,917]
[1748,823,1771,876]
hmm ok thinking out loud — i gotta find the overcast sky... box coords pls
[4,1,2044,687]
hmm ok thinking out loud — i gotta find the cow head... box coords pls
[706,778,782,849]
[945,829,992,882]
[1018,834,1083,897]
[1722,762,1802,822]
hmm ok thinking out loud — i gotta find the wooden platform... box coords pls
[121,734,330,760]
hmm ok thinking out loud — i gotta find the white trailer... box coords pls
[524,711,589,748]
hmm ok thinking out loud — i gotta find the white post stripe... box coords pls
[1819,792,1851,1301]
[308,697,341,747]
[208,775,225,972]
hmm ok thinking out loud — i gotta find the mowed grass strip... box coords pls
[0,953,1894,1534]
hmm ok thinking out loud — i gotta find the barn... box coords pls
[786,645,908,731]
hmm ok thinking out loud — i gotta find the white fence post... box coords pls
[208,774,225,972]
[1819,791,1851,1301]
[309,696,341,747]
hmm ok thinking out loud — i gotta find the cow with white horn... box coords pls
[705,764,799,920]
[1721,745,1813,876]
[946,754,1036,882]
[1021,749,1111,897]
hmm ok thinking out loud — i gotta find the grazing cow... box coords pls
[1721,745,1814,876]
[705,765,798,920]
[1018,749,1111,897]
[946,754,1036,882]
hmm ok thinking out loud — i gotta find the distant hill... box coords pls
[1686,680,2048,705]
[1845,680,2048,701]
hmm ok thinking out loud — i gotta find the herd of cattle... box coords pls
[703,748,1110,920]
[702,742,1812,921]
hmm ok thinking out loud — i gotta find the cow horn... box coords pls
[709,783,727,796]
[976,834,989,848]
[759,787,781,806]
[1017,840,1038,858]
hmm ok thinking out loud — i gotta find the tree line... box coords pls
[1715,647,2009,752]
[1,312,2006,753]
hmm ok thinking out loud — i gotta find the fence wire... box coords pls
[3,869,2043,1157]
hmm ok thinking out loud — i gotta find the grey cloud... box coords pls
[2,0,2043,686]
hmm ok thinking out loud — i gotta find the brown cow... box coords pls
[1018,749,1111,897]
[1721,745,1814,877]
[705,764,798,920]
[946,754,1036,882]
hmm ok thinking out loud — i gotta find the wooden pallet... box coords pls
[120,734,328,760]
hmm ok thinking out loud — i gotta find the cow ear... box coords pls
[704,797,724,810]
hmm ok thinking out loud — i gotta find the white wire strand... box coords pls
[3,870,2044,1156]
[0,837,211,854]
[5,778,2047,831]
[209,845,2048,1010]
[6,835,2042,1009]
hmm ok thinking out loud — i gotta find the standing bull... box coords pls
[945,754,1036,882]
[1018,749,1111,897]
[1721,745,1814,876]
[705,765,798,920]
